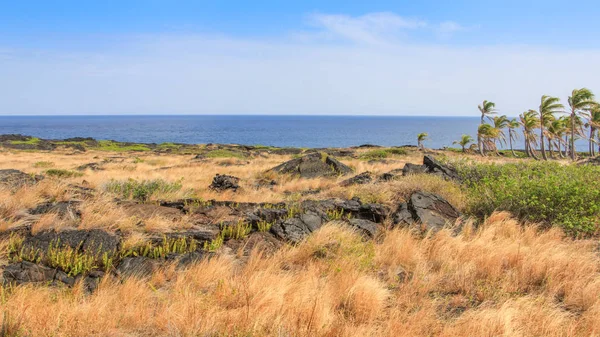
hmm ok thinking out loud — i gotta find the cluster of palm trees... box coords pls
[467,88,599,160]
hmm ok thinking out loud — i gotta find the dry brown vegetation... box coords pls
[0,147,598,336]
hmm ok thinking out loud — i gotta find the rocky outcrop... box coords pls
[21,229,120,257]
[393,191,461,233]
[423,155,460,181]
[209,174,240,192]
[0,169,43,188]
[348,219,379,238]
[269,152,353,178]
[28,200,82,220]
[402,163,428,176]
[340,172,373,186]
[401,156,459,181]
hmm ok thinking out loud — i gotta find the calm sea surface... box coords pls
[0,115,542,149]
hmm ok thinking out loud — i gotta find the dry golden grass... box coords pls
[1,214,599,336]
[1,148,594,336]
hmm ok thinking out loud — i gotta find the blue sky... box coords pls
[2,1,600,115]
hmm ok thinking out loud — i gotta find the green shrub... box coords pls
[97,140,150,152]
[220,220,252,239]
[46,169,83,178]
[120,236,197,259]
[105,178,183,201]
[33,161,54,168]
[457,161,600,236]
[359,148,407,160]
[205,149,246,159]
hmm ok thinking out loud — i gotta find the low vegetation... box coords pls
[104,178,183,201]
[457,160,600,235]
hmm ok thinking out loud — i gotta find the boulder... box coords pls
[402,163,428,176]
[271,212,325,243]
[0,169,43,188]
[22,229,120,257]
[401,156,460,181]
[3,261,57,285]
[28,200,82,219]
[271,148,304,155]
[423,155,460,181]
[117,257,160,278]
[392,191,461,233]
[209,174,240,192]
[269,152,353,178]
[348,219,379,238]
[340,172,373,186]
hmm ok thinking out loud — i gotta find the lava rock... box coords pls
[2,261,57,285]
[269,152,353,178]
[0,169,43,188]
[348,219,379,238]
[340,171,373,186]
[209,174,240,192]
[392,191,461,233]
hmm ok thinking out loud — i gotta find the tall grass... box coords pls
[1,216,599,335]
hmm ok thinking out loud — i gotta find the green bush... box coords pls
[46,169,83,178]
[105,178,183,201]
[205,149,246,159]
[457,161,600,236]
[33,161,54,168]
[359,148,407,160]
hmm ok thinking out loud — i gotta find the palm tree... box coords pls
[568,88,596,160]
[478,100,497,155]
[547,118,567,158]
[417,132,428,150]
[453,134,474,152]
[507,118,520,157]
[587,104,600,156]
[492,115,509,154]
[519,110,540,159]
[477,124,499,156]
[537,95,563,160]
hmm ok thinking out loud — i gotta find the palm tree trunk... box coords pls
[557,140,565,158]
[571,112,576,161]
[590,127,596,157]
[548,138,555,159]
[540,118,547,160]
[509,132,516,157]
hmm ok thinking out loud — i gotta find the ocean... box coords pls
[0,115,564,150]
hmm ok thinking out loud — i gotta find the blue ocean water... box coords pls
[0,115,514,149]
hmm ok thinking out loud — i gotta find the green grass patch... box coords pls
[46,169,84,178]
[205,149,246,159]
[33,161,54,168]
[105,178,183,201]
[120,236,197,259]
[97,140,150,152]
[156,142,182,151]
[359,148,407,160]
[457,161,600,236]
[9,137,40,145]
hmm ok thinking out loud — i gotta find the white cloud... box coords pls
[308,12,427,44]
[436,21,468,38]
[0,13,599,116]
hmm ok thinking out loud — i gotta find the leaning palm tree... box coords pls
[587,104,600,156]
[453,134,474,152]
[478,100,497,155]
[547,118,567,158]
[507,118,520,157]
[477,124,499,156]
[519,110,540,159]
[492,115,509,154]
[417,132,428,150]
[568,88,596,160]
[537,95,563,160]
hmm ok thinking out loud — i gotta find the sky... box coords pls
[1,0,600,116]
